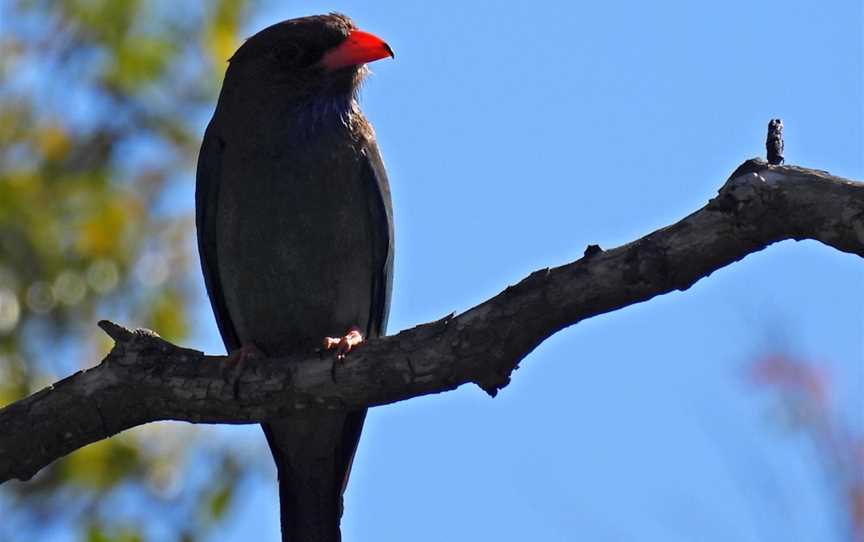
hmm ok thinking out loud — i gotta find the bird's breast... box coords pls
[215,123,378,356]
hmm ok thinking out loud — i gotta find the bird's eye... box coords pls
[274,42,303,66]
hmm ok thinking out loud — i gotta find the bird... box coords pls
[195,13,394,542]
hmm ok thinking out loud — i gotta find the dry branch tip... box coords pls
[98,320,134,343]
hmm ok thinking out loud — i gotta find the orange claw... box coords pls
[323,328,364,360]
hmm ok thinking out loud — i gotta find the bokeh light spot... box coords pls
[26,281,56,313]
[87,259,119,294]
[0,288,21,333]
[136,251,170,287]
[53,270,87,306]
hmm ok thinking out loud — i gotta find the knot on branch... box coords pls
[710,159,780,219]
[623,239,669,287]
[584,244,603,258]
[475,371,513,398]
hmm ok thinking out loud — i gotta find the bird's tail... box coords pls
[262,409,366,542]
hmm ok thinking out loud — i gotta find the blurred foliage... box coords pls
[749,355,864,542]
[0,0,261,540]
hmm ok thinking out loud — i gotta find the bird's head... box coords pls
[225,13,393,102]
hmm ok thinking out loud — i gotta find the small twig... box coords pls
[766,118,785,165]
[97,320,134,343]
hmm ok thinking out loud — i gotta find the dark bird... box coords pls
[195,14,394,541]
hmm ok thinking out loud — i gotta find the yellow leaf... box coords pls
[76,198,137,257]
[37,125,71,161]
[63,437,140,490]
[204,0,247,65]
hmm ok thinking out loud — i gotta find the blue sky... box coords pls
[181,1,864,540]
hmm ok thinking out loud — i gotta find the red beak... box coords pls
[320,29,394,71]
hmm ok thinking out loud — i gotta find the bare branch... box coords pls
[1,159,861,483]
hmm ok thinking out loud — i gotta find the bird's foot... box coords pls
[223,343,264,397]
[323,327,364,360]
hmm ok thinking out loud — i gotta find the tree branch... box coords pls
[1,159,862,484]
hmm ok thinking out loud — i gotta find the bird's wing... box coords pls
[195,120,241,352]
[361,136,394,339]
[329,137,394,501]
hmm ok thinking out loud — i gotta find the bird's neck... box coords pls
[290,91,369,142]
[299,91,356,126]
[214,86,369,147]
